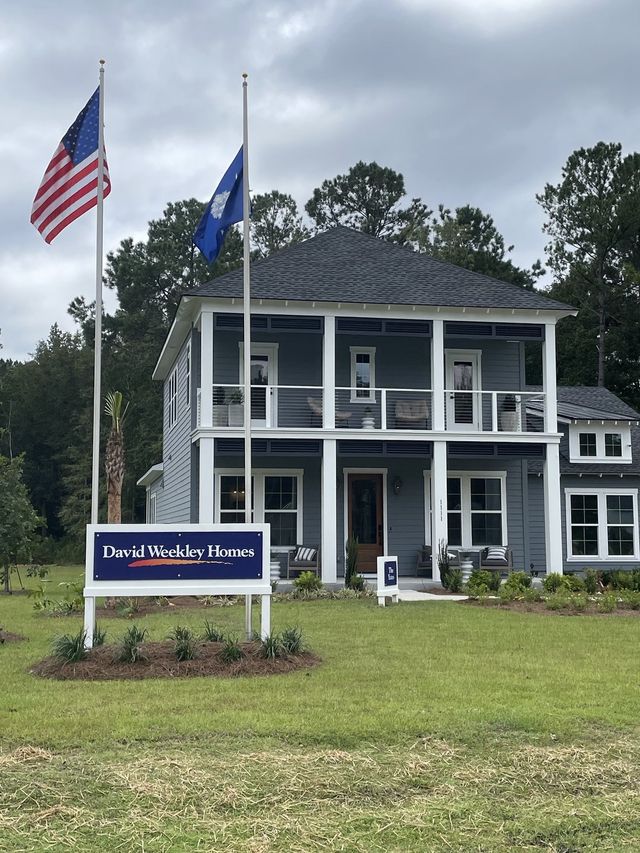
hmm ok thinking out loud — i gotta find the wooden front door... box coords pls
[348,473,384,573]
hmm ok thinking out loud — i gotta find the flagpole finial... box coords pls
[242,72,248,80]
[99,59,105,66]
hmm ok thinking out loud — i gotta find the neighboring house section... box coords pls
[527,387,640,573]
[137,225,637,579]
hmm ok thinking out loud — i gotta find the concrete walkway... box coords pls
[397,589,468,602]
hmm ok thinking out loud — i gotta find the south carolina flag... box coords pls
[31,87,111,243]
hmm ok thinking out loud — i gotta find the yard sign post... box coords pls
[376,555,400,606]
[83,523,270,648]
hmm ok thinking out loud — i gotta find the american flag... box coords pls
[31,87,111,243]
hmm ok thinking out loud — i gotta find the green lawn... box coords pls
[1,565,640,851]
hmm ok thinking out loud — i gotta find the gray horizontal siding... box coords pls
[159,336,193,524]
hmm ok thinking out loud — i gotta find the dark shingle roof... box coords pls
[187,226,573,312]
[528,386,640,421]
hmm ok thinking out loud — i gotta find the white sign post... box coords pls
[376,555,400,606]
[83,523,271,648]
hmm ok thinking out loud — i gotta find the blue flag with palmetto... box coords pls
[193,146,244,263]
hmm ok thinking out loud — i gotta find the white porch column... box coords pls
[431,440,448,582]
[431,319,445,431]
[323,315,336,428]
[200,309,214,428]
[542,321,558,433]
[543,442,563,574]
[198,437,215,522]
[321,438,338,583]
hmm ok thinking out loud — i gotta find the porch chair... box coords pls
[307,397,352,427]
[479,545,513,574]
[286,544,321,579]
[395,399,429,429]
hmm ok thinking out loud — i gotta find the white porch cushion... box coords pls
[485,546,508,564]
[294,547,317,563]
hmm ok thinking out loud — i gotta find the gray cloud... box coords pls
[2,0,639,359]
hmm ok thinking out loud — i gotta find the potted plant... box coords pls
[361,406,375,430]
[227,388,244,427]
[499,394,519,432]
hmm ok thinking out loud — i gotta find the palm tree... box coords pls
[104,391,129,524]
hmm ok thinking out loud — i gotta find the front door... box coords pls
[348,473,384,573]
[445,351,481,431]
[240,344,278,427]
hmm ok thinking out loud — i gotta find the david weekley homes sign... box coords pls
[83,523,271,647]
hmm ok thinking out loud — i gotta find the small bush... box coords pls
[349,573,366,592]
[51,630,87,663]
[169,625,198,661]
[202,620,225,642]
[220,636,244,663]
[487,571,502,593]
[563,574,585,592]
[499,586,519,603]
[259,633,282,660]
[543,573,569,593]
[584,569,598,594]
[597,593,617,613]
[504,572,531,595]
[93,625,107,647]
[616,590,640,610]
[293,571,322,592]
[545,594,571,611]
[116,597,141,618]
[116,625,147,663]
[610,570,634,590]
[447,568,463,593]
[466,570,493,597]
[523,587,543,603]
[569,593,589,612]
[281,626,304,655]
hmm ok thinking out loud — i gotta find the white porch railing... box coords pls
[197,385,546,433]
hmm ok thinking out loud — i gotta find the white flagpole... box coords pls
[90,59,106,525]
[242,73,253,638]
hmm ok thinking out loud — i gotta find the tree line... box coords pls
[1,142,639,560]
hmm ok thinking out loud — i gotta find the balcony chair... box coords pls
[286,544,321,579]
[307,396,351,427]
[395,399,429,429]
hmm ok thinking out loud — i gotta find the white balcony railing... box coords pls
[197,385,546,433]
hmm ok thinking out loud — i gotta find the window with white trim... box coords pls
[216,470,303,548]
[565,489,639,560]
[350,347,376,402]
[148,492,157,524]
[424,471,507,548]
[185,342,191,408]
[168,367,178,428]
[569,423,631,463]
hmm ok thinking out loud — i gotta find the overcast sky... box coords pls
[2,0,639,361]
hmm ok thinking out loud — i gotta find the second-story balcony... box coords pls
[197,384,547,434]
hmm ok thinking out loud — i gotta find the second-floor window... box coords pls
[569,423,631,463]
[350,347,376,402]
[185,342,191,408]
[168,368,178,428]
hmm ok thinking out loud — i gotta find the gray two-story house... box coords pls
[137,227,640,581]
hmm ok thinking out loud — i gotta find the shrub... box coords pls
[584,569,598,594]
[545,594,572,611]
[447,568,463,593]
[116,597,141,618]
[543,573,569,594]
[202,620,225,642]
[169,625,198,662]
[600,571,612,588]
[281,626,304,655]
[437,541,451,589]
[610,570,634,590]
[466,570,493,597]
[616,590,640,610]
[523,587,543,603]
[499,586,519,603]
[349,573,366,592]
[503,572,531,594]
[345,536,359,588]
[220,635,244,663]
[564,574,585,592]
[632,569,640,592]
[259,633,282,660]
[487,571,502,593]
[51,630,87,663]
[116,625,148,663]
[596,593,617,613]
[293,571,322,592]
[569,593,589,612]
[93,625,107,647]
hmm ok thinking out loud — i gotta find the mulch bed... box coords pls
[96,596,238,618]
[30,641,321,681]
[463,598,640,617]
[0,630,27,643]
